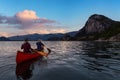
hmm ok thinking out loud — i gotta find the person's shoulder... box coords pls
[22,43,25,45]
[26,42,30,45]
[36,42,39,44]
[21,43,26,46]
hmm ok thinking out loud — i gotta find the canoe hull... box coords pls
[16,51,42,64]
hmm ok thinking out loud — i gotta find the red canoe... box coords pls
[16,51,42,64]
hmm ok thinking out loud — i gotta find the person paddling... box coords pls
[21,38,32,53]
[36,39,44,52]
[36,39,51,54]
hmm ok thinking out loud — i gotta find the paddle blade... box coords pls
[47,48,51,54]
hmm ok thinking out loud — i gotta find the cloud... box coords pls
[23,28,66,34]
[0,32,12,37]
[0,28,66,37]
[0,10,56,29]
[0,10,67,36]
[15,10,39,20]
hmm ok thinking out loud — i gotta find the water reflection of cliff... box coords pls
[16,58,47,80]
[80,42,114,58]
[79,42,120,72]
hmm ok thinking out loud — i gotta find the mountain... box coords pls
[74,14,120,41]
[66,31,78,37]
[47,31,78,41]
[61,31,78,40]
[8,31,78,41]
[0,37,10,41]
[8,33,64,41]
[44,33,64,41]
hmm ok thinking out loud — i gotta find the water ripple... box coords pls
[0,41,120,80]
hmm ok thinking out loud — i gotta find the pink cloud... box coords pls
[0,32,12,37]
[14,10,56,29]
[15,10,39,20]
[23,28,66,34]
[0,28,66,37]
[0,10,67,36]
[0,10,56,29]
[0,27,66,37]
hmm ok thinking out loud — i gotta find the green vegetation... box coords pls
[73,24,120,40]
[95,25,120,39]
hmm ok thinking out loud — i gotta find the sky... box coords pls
[0,0,120,37]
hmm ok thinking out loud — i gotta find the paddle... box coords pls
[32,49,48,57]
[41,41,51,54]
[34,40,52,56]
[46,47,51,54]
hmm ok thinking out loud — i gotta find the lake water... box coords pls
[0,41,120,80]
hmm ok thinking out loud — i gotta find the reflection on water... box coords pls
[16,59,36,80]
[16,57,47,80]
[0,41,120,80]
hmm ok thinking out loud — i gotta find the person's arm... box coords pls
[42,45,44,48]
[41,43,51,54]
[29,43,32,50]
[21,44,23,49]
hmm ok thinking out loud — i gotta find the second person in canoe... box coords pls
[36,39,45,52]
[36,39,51,54]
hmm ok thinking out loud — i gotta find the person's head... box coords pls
[38,39,42,42]
[24,38,28,43]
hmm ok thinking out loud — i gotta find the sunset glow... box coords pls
[0,0,120,37]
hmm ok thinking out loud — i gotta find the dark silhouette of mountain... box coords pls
[61,31,78,40]
[66,31,78,37]
[8,31,78,41]
[0,36,10,41]
[74,14,120,41]
[8,33,64,41]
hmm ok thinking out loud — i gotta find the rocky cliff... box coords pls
[75,14,120,41]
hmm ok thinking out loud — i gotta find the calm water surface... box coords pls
[0,41,120,80]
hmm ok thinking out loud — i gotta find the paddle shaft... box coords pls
[32,49,48,57]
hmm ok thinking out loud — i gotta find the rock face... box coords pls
[75,14,120,41]
[84,14,114,34]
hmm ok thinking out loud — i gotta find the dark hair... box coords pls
[25,38,28,41]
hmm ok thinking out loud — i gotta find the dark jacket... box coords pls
[36,42,44,51]
[21,42,31,53]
